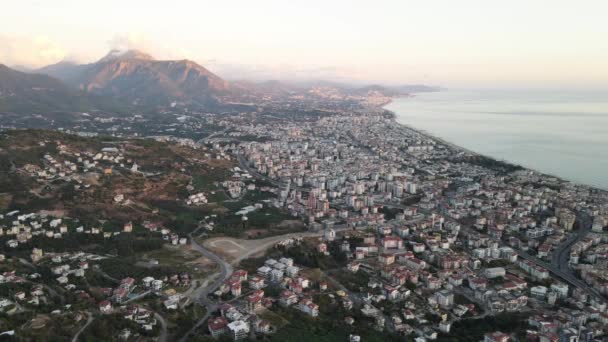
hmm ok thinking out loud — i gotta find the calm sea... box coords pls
[385,88,608,190]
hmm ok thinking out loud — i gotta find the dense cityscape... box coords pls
[0,78,607,342]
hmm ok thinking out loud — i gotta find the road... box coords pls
[552,213,592,273]
[515,250,604,302]
[179,220,355,341]
[71,312,94,342]
[154,312,168,342]
[527,212,605,303]
[91,266,119,284]
[177,153,410,339]
[123,290,151,304]
[178,226,234,342]
[514,213,605,303]
[455,210,605,305]
[199,128,230,144]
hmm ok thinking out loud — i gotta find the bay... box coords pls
[385,88,608,190]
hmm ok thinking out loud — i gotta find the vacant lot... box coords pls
[137,244,216,278]
[202,230,321,264]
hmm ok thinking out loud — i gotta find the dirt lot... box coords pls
[137,244,216,278]
[201,229,326,265]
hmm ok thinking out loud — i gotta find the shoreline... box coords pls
[381,97,608,193]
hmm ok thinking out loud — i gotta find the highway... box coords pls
[179,226,234,342]
[552,213,592,274]
[514,212,605,303]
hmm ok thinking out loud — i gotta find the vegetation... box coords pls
[328,269,371,292]
[437,312,530,342]
[80,313,156,341]
[456,155,523,174]
[269,307,402,342]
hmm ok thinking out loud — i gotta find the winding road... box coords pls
[71,313,94,342]
[154,312,168,342]
[178,227,234,342]
[178,221,353,341]
[515,212,605,303]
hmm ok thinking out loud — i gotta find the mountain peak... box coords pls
[97,49,155,63]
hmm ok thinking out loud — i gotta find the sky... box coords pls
[1,0,607,87]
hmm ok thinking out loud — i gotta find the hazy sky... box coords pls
[1,0,607,87]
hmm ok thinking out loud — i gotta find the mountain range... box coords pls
[38,49,230,107]
[1,49,439,113]
[0,64,126,114]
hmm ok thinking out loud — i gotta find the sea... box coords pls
[385,88,608,190]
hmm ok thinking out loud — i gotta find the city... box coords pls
[2,1,608,340]
[1,88,607,341]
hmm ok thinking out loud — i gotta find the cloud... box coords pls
[107,32,153,53]
[107,32,191,60]
[0,34,66,68]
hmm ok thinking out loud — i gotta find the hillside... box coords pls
[39,49,230,107]
[0,64,127,114]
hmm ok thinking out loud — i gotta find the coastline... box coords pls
[381,97,608,193]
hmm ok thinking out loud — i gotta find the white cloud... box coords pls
[107,32,190,61]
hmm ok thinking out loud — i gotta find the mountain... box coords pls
[37,60,88,85]
[38,49,230,107]
[392,84,442,93]
[0,64,126,113]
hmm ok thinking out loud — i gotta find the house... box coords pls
[347,262,360,273]
[319,281,328,291]
[230,282,242,297]
[113,287,129,303]
[286,266,300,277]
[253,319,271,334]
[382,236,404,249]
[279,257,294,267]
[270,269,284,282]
[484,267,506,279]
[469,277,488,291]
[164,298,179,310]
[384,286,400,301]
[232,270,248,282]
[288,281,303,294]
[484,331,510,342]
[298,298,319,317]
[248,275,265,290]
[435,290,454,308]
[378,253,395,265]
[142,277,155,288]
[99,300,112,314]
[531,286,548,298]
[208,316,228,338]
[279,290,298,307]
[257,266,272,278]
[120,277,136,291]
[151,279,163,291]
[405,257,426,270]
[246,290,264,312]
[227,320,250,340]
[295,276,311,289]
